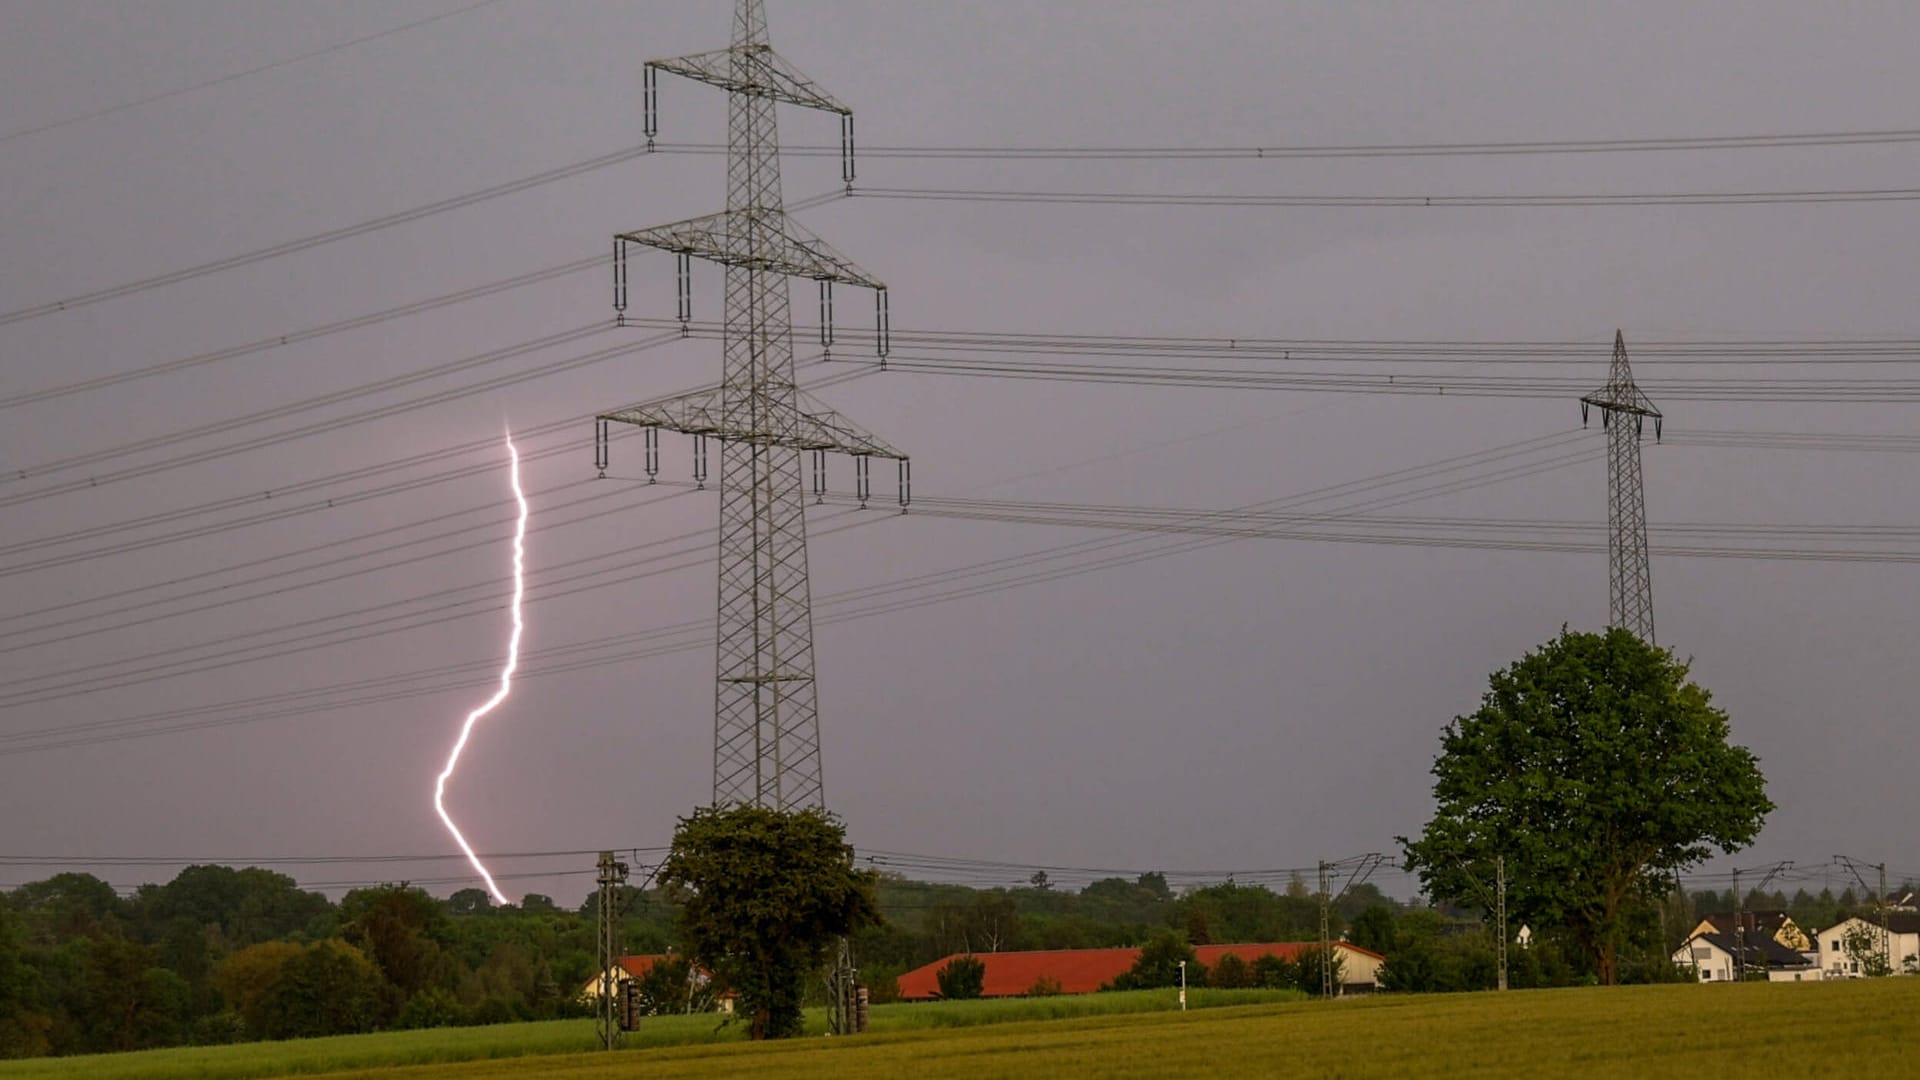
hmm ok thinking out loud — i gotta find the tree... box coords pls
[1347,906,1397,956]
[1210,953,1253,989]
[660,805,880,1040]
[1109,931,1202,990]
[1842,923,1892,977]
[934,955,985,999]
[446,889,493,917]
[254,940,389,1039]
[213,940,304,1038]
[1402,628,1773,985]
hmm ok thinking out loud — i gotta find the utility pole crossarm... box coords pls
[1580,330,1664,432]
[619,210,885,290]
[648,47,851,115]
[600,388,907,460]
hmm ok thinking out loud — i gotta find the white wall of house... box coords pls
[1813,918,1920,976]
[1766,968,1823,983]
[1334,945,1384,988]
[1675,938,1734,982]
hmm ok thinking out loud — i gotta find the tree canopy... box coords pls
[660,805,880,1040]
[1401,628,1772,983]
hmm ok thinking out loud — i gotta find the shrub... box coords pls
[1025,975,1064,997]
[936,955,986,1000]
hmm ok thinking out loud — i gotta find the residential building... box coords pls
[895,941,1386,1000]
[1673,931,1820,982]
[1813,914,1920,977]
[1690,910,1811,951]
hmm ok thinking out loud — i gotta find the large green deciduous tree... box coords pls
[660,805,879,1040]
[1402,628,1772,984]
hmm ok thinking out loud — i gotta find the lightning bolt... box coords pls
[433,431,527,906]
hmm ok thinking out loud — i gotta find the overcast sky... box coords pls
[4,0,1918,907]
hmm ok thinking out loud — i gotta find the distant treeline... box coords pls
[0,866,1907,1059]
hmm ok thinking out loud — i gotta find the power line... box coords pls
[652,125,1920,161]
[0,1,509,145]
[846,183,1920,210]
[0,144,652,327]
[0,327,673,512]
[0,360,868,579]
[0,254,605,412]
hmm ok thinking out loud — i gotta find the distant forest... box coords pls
[0,864,1905,1059]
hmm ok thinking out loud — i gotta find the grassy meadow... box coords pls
[305,979,1920,1080]
[0,989,1297,1080]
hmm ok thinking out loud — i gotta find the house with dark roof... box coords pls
[1689,910,1810,952]
[1813,913,1920,977]
[896,941,1386,1000]
[1674,930,1820,982]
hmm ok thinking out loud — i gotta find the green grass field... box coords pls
[0,989,1297,1080]
[310,979,1920,1080]
[6,981,1917,1079]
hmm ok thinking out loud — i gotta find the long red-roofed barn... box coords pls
[895,941,1385,1000]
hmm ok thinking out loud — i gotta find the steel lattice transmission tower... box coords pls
[1580,331,1662,643]
[595,0,904,810]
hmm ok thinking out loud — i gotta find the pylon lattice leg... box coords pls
[1605,417,1656,643]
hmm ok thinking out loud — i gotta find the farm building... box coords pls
[896,941,1385,1000]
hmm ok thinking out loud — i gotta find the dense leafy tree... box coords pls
[1209,953,1253,989]
[660,805,880,1040]
[1109,931,1202,990]
[632,953,717,1015]
[341,886,453,999]
[934,955,986,999]
[212,941,304,1038]
[1347,906,1397,956]
[254,941,388,1039]
[1402,628,1773,984]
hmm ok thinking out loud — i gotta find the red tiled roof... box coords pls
[614,954,673,978]
[896,941,1385,1000]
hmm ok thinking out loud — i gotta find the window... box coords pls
[1692,947,1712,960]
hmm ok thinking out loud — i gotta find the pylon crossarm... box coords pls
[647,47,850,114]
[601,391,905,460]
[620,210,884,289]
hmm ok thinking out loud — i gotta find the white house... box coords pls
[1673,931,1820,983]
[1812,914,1920,977]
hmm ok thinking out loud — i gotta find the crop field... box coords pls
[5,981,1916,1079]
[309,979,1920,1080]
[0,989,1297,1080]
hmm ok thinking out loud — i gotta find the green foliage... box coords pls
[212,941,304,1037]
[1108,931,1202,991]
[395,989,466,1030]
[1174,883,1321,946]
[1293,946,1344,998]
[934,956,985,1000]
[1024,975,1063,997]
[1347,906,1397,956]
[1402,628,1773,985]
[1841,923,1892,977]
[253,941,389,1040]
[1208,953,1252,989]
[660,805,880,1040]
[1249,953,1296,991]
[631,954,717,1016]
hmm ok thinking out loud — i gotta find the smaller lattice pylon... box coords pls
[1579,330,1662,643]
